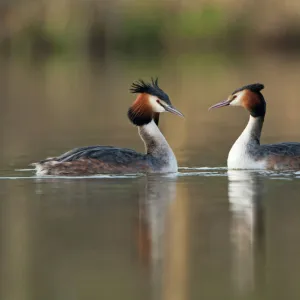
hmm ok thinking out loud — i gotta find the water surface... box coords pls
[1,54,300,300]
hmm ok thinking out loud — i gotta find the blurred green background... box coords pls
[1,0,300,58]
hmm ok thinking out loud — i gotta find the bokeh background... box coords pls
[1,0,300,171]
[2,0,300,56]
[1,1,300,300]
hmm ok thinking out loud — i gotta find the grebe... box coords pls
[209,83,300,170]
[32,78,184,176]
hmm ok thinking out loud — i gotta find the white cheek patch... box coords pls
[149,95,165,112]
[230,95,243,106]
[149,95,166,113]
[148,95,166,113]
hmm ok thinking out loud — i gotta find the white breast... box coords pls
[227,116,267,170]
[227,140,266,170]
[159,151,178,173]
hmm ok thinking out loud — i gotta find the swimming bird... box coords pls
[32,78,184,176]
[209,83,300,170]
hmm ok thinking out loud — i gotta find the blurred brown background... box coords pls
[0,0,300,172]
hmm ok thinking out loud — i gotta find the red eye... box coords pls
[156,99,160,103]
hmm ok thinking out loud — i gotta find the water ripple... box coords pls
[0,167,298,180]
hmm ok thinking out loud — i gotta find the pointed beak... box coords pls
[209,100,231,110]
[165,105,184,117]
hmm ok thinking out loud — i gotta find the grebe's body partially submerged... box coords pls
[32,79,183,176]
[210,84,300,170]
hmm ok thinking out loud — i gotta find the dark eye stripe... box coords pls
[157,100,167,108]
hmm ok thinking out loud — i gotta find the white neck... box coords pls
[228,116,265,169]
[138,120,173,155]
[236,115,263,146]
[138,120,177,171]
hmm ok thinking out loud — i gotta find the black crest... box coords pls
[130,78,171,104]
[232,83,264,95]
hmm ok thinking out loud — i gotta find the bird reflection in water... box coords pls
[136,175,188,300]
[228,170,266,295]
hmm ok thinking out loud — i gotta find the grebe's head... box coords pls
[209,83,266,118]
[128,78,184,126]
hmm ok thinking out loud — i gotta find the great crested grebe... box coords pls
[209,83,300,170]
[32,78,184,176]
